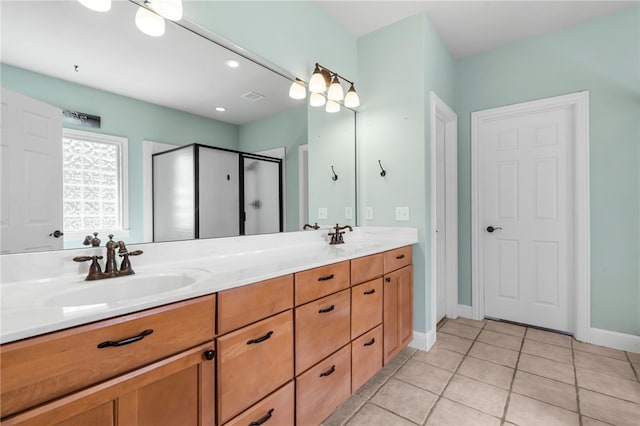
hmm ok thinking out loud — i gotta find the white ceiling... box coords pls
[315,0,638,58]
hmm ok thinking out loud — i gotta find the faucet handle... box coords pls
[73,255,103,262]
[128,250,143,256]
[73,255,104,281]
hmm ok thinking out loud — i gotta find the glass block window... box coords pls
[62,129,128,235]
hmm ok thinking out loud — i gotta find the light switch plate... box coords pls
[345,207,353,220]
[395,206,410,221]
[365,206,374,220]
[318,207,328,219]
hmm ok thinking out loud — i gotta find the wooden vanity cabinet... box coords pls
[383,264,414,365]
[2,342,215,426]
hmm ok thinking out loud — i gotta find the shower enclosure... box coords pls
[153,144,283,242]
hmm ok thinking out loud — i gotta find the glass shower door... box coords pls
[242,155,282,235]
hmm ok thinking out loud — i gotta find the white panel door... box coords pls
[435,116,447,322]
[480,106,574,332]
[1,88,63,253]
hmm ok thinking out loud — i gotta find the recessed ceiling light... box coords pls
[225,59,240,68]
[216,107,227,112]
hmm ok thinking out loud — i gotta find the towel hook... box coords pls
[331,165,338,181]
[378,160,387,177]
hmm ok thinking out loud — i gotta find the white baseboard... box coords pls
[588,328,640,354]
[456,304,473,319]
[409,330,431,351]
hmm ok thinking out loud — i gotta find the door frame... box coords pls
[429,92,458,327]
[471,91,590,341]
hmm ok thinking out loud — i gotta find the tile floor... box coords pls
[323,318,640,426]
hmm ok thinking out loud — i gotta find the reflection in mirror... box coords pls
[0,0,355,255]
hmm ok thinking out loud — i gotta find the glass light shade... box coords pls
[136,7,165,37]
[344,84,360,108]
[309,65,327,93]
[150,0,183,21]
[288,79,307,100]
[309,92,326,107]
[325,100,340,113]
[78,0,111,12]
[327,76,344,101]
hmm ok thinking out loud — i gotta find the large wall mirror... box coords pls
[0,0,357,254]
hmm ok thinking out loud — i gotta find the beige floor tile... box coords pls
[457,356,514,389]
[412,346,463,372]
[425,397,501,426]
[525,328,572,348]
[512,370,578,411]
[435,332,473,354]
[485,320,526,337]
[378,352,409,377]
[506,393,579,426]
[573,340,628,361]
[522,339,573,365]
[477,329,522,351]
[576,367,640,403]
[518,353,575,385]
[627,351,640,363]
[469,341,519,368]
[370,378,437,424]
[579,388,640,426]
[354,371,389,400]
[442,374,508,418]
[398,346,418,359]
[448,317,486,329]
[633,363,640,378]
[394,359,453,395]
[581,416,613,426]
[439,321,482,340]
[345,403,415,426]
[322,394,367,426]
[574,350,636,381]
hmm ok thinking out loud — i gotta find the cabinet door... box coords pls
[2,343,215,426]
[383,265,413,365]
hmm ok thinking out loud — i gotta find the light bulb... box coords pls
[309,65,327,93]
[78,0,111,12]
[344,84,360,108]
[136,6,165,37]
[150,0,183,21]
[327,76,344,101]
[310,93,326,107]
[288,78,307,100]
[326,100,340,113]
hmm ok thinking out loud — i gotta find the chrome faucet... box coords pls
[328,223,353,245]
[73,234,143,281]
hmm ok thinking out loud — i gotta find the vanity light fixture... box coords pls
[78,0,111,12]
[325,99,341,113]
[327,75,344,101]
[309,92,326,107]
[135,5,166,37]
[288,78,307,100]
[291,63,360,110]
[309,64,331,93]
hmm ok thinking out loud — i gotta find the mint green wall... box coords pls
[239,106,307,232]
[455,8,640,335]
[358,14,455,334]
[1,63,238,244]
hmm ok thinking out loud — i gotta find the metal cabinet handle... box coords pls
[318,274,335,282]
[319,365,336,377]
[364,338,376,347]
[318,305,335,314]
[363,289,376,295]
[395,254,405,259]
[247,331,273,345]
[249,408,274,426]
[97,329,153,348]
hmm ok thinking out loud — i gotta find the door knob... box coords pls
[486,226,502,233]
[49,230,64,238]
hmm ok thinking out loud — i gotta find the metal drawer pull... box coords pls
[318,274,335,281]
[249,408,274,426]
[97,329,153,348]
[396,254,405,259]
[364,338,376,347]
[247,331,274,345]
[203,350,216,361]
[318,305,335,314]
[319,365,336,377]
[364,289,376,295]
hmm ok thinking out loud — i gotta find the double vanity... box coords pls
[0,227,417,425]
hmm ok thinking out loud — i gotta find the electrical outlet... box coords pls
[318,207,328,219]
[365,206,374,220]
[345,207,353,220]
[395,207,410,221]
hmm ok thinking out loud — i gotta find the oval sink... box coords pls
[45,272,200,308]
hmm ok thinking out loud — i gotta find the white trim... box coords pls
[471,91,590,341]
[298,144,309,229]
[409,330,431,351]
[456,304,474,319]
[589,328,640,354]
[429,92,459,334]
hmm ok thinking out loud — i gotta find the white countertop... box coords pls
[1,227,417,344]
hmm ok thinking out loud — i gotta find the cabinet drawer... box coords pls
[217,310,293,425]
[383,246,412,273]
[218,275,293,334]
[223,381,294,426]
[351,278,383,340]
[351,253,383,285]
[352,325,383,393]
[0,295,215,418]
[295,289,350,375]
[294,261,350,305]
[296,344,351,426]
